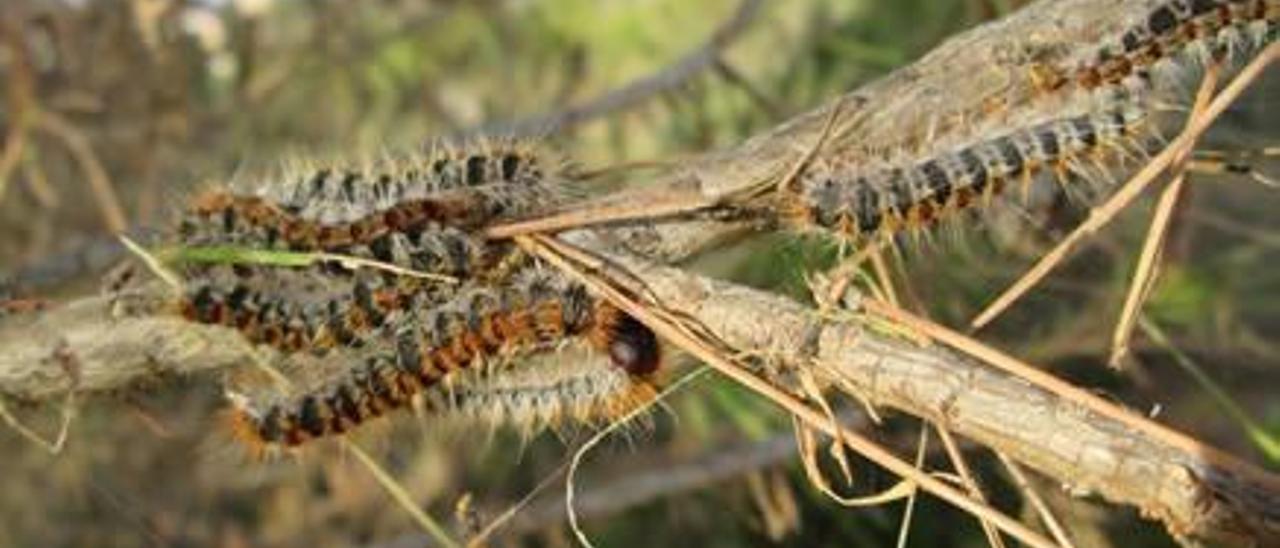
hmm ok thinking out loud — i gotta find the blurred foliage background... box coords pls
[0,0,1276,546]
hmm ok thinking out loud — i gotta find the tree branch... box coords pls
[588,249,1280,545]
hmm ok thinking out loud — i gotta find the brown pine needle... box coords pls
[772,96,845,195]
[520,234,1059,548]
[0,392,74,455]
[936,425,1008,548]
[894,427,930,548]
[996,452,1076,548]
[566,367,709,548]
[485,189,714,239]
[970,43,1278,330]
[869,246,902,309]
[1109,61,1221,368]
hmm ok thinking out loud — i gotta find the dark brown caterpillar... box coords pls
[180,270,444,353]
[788,104,1149,239]
[180,143,561,252]
[225,270,661,448]
[224,351,658,458]
[175,226,495,353]
[1070,0,1277,92]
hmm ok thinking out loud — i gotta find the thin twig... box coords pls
[484,91,844,240]
[935,425,1008,548]
[995,452,1076,548]
[894,426,930,548]
[34,109,129,234]
[566,367,709,547]
[1109,60,1221,367]
[346,441,461,548]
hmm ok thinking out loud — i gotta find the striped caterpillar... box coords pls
[175,225,497,353]
[179,141,562,252]
[1066,0,1277,93]
[787,104,1150,239]
[224,269,661,449]
[415,354,658,430]
[223,353,656,459]
[180,269,446,353]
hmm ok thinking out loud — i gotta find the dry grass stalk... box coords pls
[1108,60,1222,367]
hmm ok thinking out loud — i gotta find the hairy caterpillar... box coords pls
[222,355,657,459]
[224,269,662,449]
[787,104,1150,239]
[179,141,563,252]
[179,269,446,353]
[174,223,502,353]
[171,143,560,348]
[415,356,658,430]
[1067,0,1277,93]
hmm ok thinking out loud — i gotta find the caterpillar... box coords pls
[179,141,563,252]
[222,352,657,459]
[272,141,558,224]
[415,355,658,430]
[787,104,1150,239]
[179,222,493,279]
[224,269,662,449]
[179,269,445,353]
[174,224,501,353]
[1068,0,1277,93]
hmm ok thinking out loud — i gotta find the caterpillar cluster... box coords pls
[224,270,661,449]
[1064,0,1277,93]
[164,140,663,452]
[174,143,549,352]
[787,104,1150,239]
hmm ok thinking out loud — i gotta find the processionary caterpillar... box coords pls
[179,142,562,252]
[787,104,1151,239]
